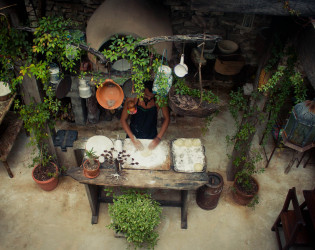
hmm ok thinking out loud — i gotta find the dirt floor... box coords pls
[1,83,315,249]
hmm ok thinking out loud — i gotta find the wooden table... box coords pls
[67,166,208,229]
[302,189,315,228]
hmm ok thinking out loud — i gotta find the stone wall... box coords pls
[24,0,272,65]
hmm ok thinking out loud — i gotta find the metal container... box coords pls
[196,172,224,210]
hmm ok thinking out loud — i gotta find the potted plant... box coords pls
[1,16,84,188]
[226,89,264,206]
[83,148,100,178]
[231,149,264,206]
[15,100,60,191]
[106,188,162,249]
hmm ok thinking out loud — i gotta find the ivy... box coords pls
[259,46,307,145]
[101,35,170,106]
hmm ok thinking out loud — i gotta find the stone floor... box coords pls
[1,98,315,250]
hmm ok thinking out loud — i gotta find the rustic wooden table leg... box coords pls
[181,190,188,229]
[85,184,100,224]
[2,160,13,178]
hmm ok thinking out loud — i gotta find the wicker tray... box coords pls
[171,138,206,173]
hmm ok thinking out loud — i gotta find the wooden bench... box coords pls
[0,111,23,178]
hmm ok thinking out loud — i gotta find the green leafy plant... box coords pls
[0,16,84,179]
[85,148,98,164]
[174,77,219,104]
[259,46,307,146]
[106,188,162,249]
[101,35,170,106]
[226,89,264,197]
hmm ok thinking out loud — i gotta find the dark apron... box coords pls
[129,102,158,139]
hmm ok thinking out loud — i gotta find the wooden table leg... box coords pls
[85,184,100,224]
[181,190,188,229]
[2,160,13,178]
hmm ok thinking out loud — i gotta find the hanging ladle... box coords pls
[174,54,188,78]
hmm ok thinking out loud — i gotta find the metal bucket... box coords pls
[196,172,224,210]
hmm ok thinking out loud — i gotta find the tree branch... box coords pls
[15,26,222,64]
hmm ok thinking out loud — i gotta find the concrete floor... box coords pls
[1,94,315,250]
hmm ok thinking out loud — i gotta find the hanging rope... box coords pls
[197,34,206,107]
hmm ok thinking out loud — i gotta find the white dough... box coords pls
[194,163,203,172]
[192,139,201,147]
[174,139,184,147]
[141,149,152,157]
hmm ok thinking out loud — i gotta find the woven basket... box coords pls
[168,87,218,117]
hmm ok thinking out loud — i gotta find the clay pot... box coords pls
[96,79,124,110]
[218,40,239,54]
[32,163,59,191]
[232,177,259,206]
[83,159,100,179]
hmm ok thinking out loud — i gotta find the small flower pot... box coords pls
[83,159,100,178]
[32,163,59,191]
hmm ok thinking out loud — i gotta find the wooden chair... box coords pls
[271,187,314,250]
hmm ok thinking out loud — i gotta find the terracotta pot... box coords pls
[96,79,124,110]
[32,163,59,191]
[232,177,259,206]
[83,159,100,179]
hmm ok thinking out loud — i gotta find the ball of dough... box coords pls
[194,163,203,172]
[174,139,184,147]
[184,139,192,147]
[192,139,201,147]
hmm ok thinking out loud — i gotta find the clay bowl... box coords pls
[96,79,124,109]
[218,40,239,54]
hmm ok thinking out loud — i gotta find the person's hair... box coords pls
[144,80,153,93]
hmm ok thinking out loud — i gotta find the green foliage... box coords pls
[174,77,219,104]
[85,148,98,164]
[107,188,162,249]
[0,16,32,91]
[32,16,83,73]
[101,35,170,106]
[227,89,264,192]
[247,194,259,209]
[234,149,264,192]
[259,46,307,145]
[1,16,83,171]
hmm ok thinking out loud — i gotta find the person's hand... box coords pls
[133,139,144,151]
[148,137,161,150]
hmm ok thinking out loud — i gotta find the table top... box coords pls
[67,166,209,190]
[303,189,315,227]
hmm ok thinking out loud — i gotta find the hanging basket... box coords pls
[168,87,218,117]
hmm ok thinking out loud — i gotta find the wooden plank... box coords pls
[67,167,208,190]
[190,0,315,16]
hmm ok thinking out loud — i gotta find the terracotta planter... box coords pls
[232,177,259,206]
[83,159,100,178]
[32,163,59,191]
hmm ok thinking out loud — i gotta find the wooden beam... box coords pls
[191,0,315,16]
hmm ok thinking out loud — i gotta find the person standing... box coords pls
[120,81,170,150]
